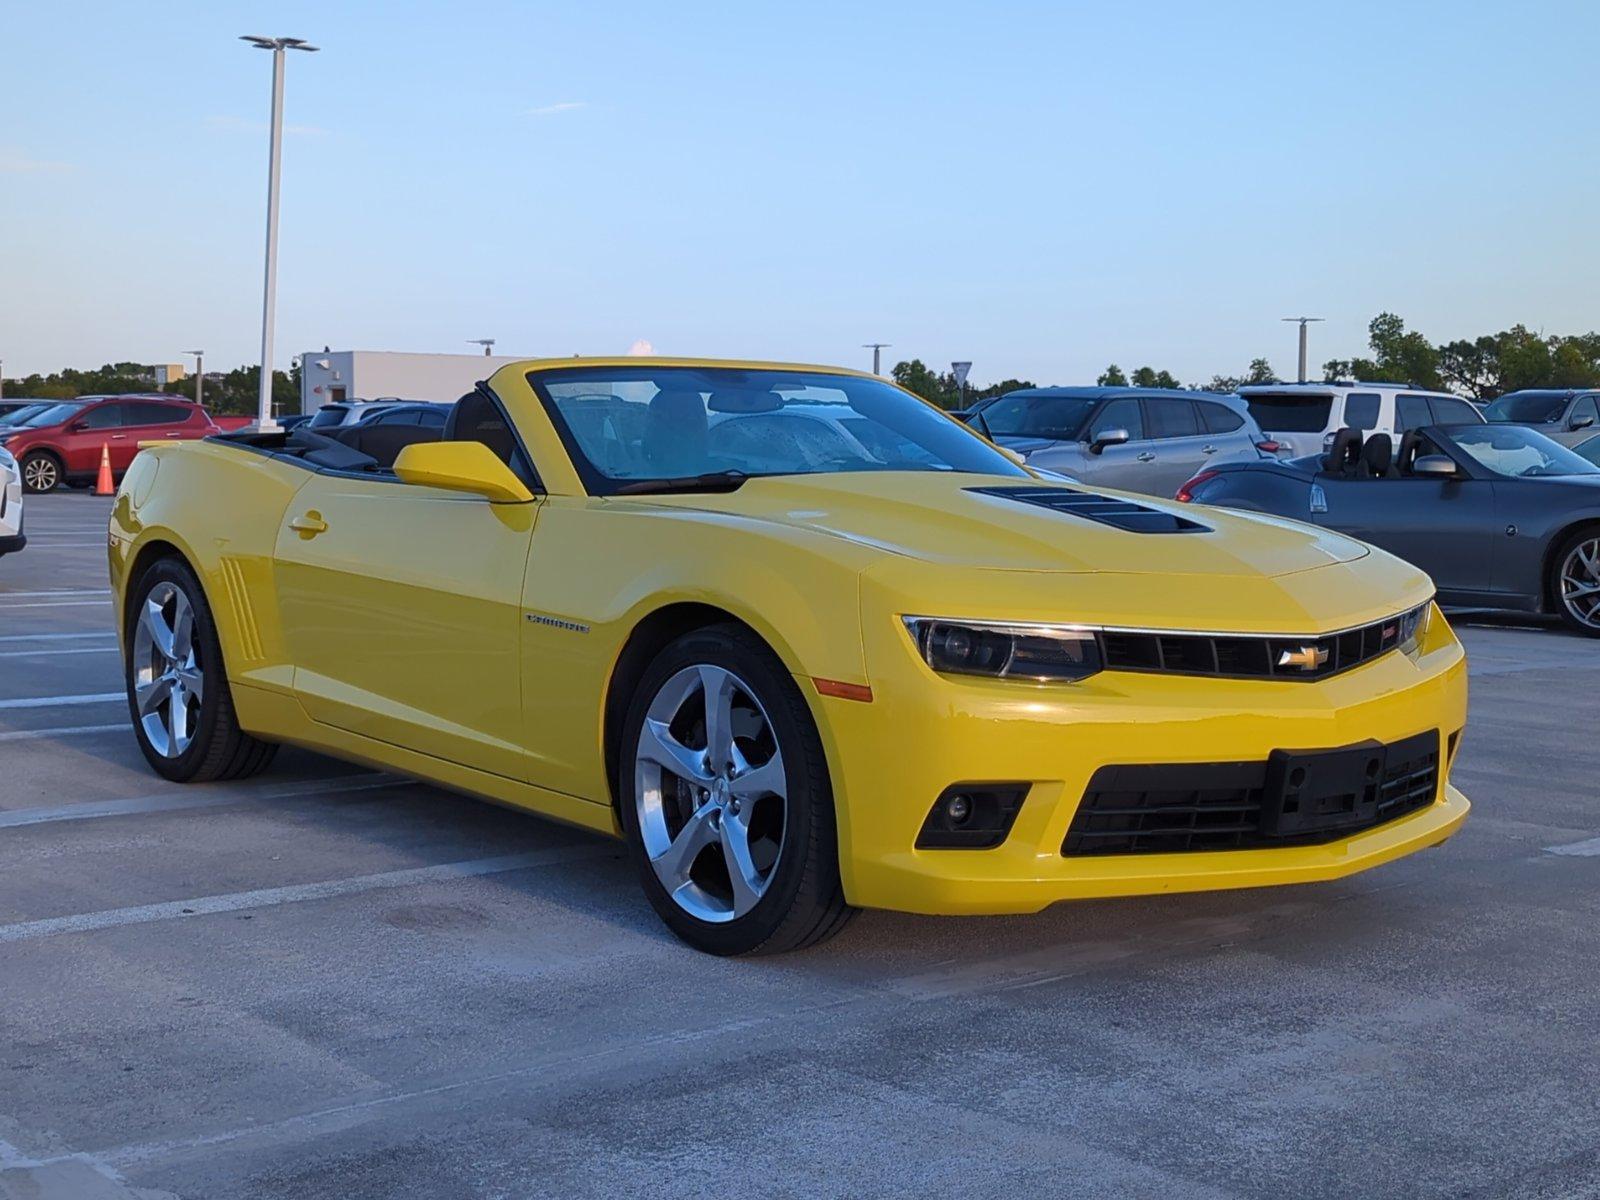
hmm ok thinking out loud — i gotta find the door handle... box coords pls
[1201,444,1218,455]
[289,512,328,537]
[111,434,128,440]
[1136,451,1156,462]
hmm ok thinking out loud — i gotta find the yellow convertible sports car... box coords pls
[109,358,1470,955]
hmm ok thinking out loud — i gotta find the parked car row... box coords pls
[0,395,220,492]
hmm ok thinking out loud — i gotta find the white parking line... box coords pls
[0,692,123,710]
[1545,836,1600,857]
[0,600,111,609]
[0,773,403,828]
[0,589,111,598]
[0,632,115,643]
[0,723,126,743]
[0,845,610,944]
[0,646,118,659]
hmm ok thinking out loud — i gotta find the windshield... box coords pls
[1575,436,1600,468]
[0,403,51,427]
[1483,392,1570,423]
[976,394,1097,441]
[308,406,348,428]
[531,366,1028,494]
[1446,425,1600,478]
[1243,392,1334,433]
[19,402,87,428]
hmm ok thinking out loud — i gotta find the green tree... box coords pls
[1129,366,1180,389]
[1197,358,1276,393]
[1097,364,1128,386]
[1323,313,1442,389]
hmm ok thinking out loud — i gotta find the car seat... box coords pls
[331,422,442,469]
[1323,428,1364,476]
[644,390,709,476]
[442,392,518,465]
[1359,433,1393,478]
[1394,430,1422,476]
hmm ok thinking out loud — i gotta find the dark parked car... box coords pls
[352,401,449,428]
[1482,389,1600,446]
[1177,424,1600,635]
[0,395,219,493]
[962,387,1277,497]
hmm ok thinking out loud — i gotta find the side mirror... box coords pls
[1571,414,1596,431]
[1089,428,1130,455]
[1410,455,1459,479]
[67,420,88,433]
[393,441,535,503]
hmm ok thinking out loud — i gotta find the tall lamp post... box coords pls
[862,342,890,375]
[468,339,496,357]
[184,350,204,408]
[242,35,318,431]
[1281,316,1324,384]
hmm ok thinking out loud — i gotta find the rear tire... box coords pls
[1551,528,1600,638]
[619,623,854,955]
[20,452,61,494]
[125,557,279,782]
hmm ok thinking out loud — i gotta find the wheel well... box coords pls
[1542,520,1600,611]
[20,446,63,466]
[124,540,191,624]
[602,602,764,811]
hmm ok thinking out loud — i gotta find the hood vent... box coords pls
[968,486,1211,534]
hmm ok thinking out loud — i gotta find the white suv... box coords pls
[1239,382,1485,459]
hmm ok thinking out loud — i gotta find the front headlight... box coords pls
[903,617,1103,682]
[0,446,14,468]
[1397,602,1431,655]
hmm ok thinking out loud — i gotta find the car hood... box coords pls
[634,471,1367,578]
[992,435,1065,456]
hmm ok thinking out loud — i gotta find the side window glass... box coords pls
[418,409,446,428]
[1200,403,1244,434]
[79,404,124,430]
[1571,396,1598,426]
[1396,395,1432,431]
[1343,392,1381,430]
[1144,398,1200,440]
[1090,398,1144,441]
[1430,398,1481,425]
[127,402,183,426]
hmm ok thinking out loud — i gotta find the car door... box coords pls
[1195,399,1261,467]
[1307,443,1497,596]
[1074,398,1157,491]
[117,402,186,468]
[1556,395,1599,446]
[67,401,127,475]
[1141,398,1211,495]
[272,443,539,781]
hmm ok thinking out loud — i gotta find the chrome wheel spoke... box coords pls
[1563,541,1600,628]
[638,718,711,785]
[720,813,764,917]
[698,665,737,773]
[176,666,205,702]
[170,593,195,661]
[729,749,785,802]
[136,675,173,717]
[652,804,718,885]
[167,682,191,750]
[142,596,177,661]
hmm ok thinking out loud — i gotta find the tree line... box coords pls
[3,361,299,414]
[892,312,1600,409]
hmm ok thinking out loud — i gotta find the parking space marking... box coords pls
[0,632,116,643]
[1545,836,1600,857]
[0,589,111,598]
[0,845,611,945]
[0,723,126,743]
[0,600,111,609]
[0,692,124,710]
[0,646,118,659]
[0,772,403,827]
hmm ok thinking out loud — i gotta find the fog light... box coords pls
[917,784,1028,849]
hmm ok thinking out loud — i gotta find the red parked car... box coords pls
[0,395,220,493]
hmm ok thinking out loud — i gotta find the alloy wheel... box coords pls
[23,457,57,492]
[633,664,787,923]
[1560,537,1600,630]
[131,580,205,757]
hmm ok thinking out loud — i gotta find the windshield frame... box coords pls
[526,365,1030,497]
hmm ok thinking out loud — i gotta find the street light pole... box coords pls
[1281,316,1324,384]
[862,342,890,375]
[184,350,204,409]
[469,339,496,357]
[242,35,318,431]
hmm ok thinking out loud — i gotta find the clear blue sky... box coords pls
[3,1,1595,387]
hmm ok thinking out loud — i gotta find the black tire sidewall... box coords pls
[124,558,230,780]
[619,626,835,955]
[1552,528,1600,638]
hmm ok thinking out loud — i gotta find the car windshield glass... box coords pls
[977,395,1096,440]
[1483,393,1569,423]
[20,402,86,428]
[0,404,51,426]
[308,407,347,428]
[1575,436,1600,468]
[531,366,1028,494]
[1243,392,1334,432]
[1445,425,1600,478]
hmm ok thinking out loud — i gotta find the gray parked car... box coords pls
[1483,389,1600,446]
[964,387,1274,497]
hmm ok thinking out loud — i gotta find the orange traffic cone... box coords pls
[93,444,114,496]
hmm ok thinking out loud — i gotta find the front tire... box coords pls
[125,557,279,782]
[1552,528,1600,638]
[20,452,61,494]
[619,624,854,955]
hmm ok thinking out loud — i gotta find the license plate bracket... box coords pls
[1261,740,1386,837]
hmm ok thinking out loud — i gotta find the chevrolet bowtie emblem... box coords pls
[1278,644,1330,671]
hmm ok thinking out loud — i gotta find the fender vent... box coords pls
[218,556,265,664]
[967,486,1210,534]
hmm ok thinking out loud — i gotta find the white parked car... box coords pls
[0,446,25,558]
[1239,382,1485,459]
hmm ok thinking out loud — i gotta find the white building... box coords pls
[298,350,528,414]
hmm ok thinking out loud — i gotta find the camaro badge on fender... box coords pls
[525,612,590,634]
[1278,644,1329,671]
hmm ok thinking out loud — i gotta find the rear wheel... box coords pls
[20,452,60,494]
[619,624,853,955]
[1553,529,1600,637]
[125,558,279,781]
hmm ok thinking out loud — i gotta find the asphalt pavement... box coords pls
[1,491,1597,1200]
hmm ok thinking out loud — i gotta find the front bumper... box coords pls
[814,602,1469,916]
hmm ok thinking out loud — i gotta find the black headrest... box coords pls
[1395,430,1422,474]
[1360,433,1393,477]
[1323,428,1364,475]
[443,394,472,442]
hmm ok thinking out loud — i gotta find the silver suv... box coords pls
[1483,389,1600,446]
[965,387,1272,497]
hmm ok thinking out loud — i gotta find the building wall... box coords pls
[298,351,528,413]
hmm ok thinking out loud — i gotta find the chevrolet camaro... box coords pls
[109,359,1470,955]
